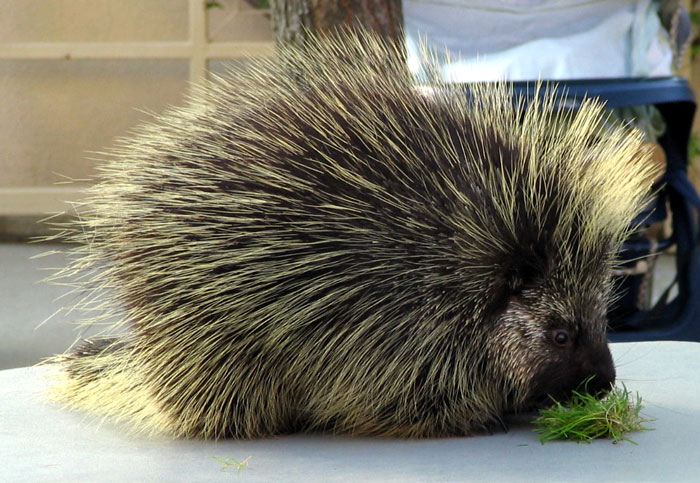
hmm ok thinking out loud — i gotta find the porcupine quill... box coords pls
[44,29,659,439]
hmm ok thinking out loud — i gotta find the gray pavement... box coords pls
[0,242,99,369]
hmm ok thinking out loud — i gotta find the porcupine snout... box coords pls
[494,289,618,410]
[576,341,616,395]
[562,341,616,399]
[531,335,616,407]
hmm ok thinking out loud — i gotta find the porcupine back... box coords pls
[47,29,658,439]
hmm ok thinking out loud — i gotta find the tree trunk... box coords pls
[310,0,403,40]
[270,0,403,49]
[270,0,312,48]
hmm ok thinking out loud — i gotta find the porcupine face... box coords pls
[488,269,616,412]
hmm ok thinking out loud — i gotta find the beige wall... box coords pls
[0,0,272,220]
[3,2,699,221]
[0,0,189,42]
[1,59,189,188]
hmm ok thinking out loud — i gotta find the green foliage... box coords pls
[532,383,651,444]
[205,1,223,9]
[691,9,700,27]
[689,132,700,166]
[691,5,700,59]
[212,455,251,472]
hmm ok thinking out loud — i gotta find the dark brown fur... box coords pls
[48,30,656,439]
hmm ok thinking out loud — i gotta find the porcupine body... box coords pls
[49,30,658,439]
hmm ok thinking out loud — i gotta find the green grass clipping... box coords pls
[532,382,652,444]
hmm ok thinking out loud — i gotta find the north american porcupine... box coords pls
[47,29,659,439]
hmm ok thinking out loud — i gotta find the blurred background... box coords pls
[1,0,699,369]
[0,0,275,369]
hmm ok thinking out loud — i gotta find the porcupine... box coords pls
[47,29,659,439]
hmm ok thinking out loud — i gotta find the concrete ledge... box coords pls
[1,341,699,481]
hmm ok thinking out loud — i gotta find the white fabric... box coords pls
[404,0,674,81]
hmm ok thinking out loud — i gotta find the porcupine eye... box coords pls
[551,329,570,347]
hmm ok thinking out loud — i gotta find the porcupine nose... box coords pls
[581,344,616,395]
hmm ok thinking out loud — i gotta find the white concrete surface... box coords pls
[0,242,83,369]
[0,242,113,370]
[1,341,698,482]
